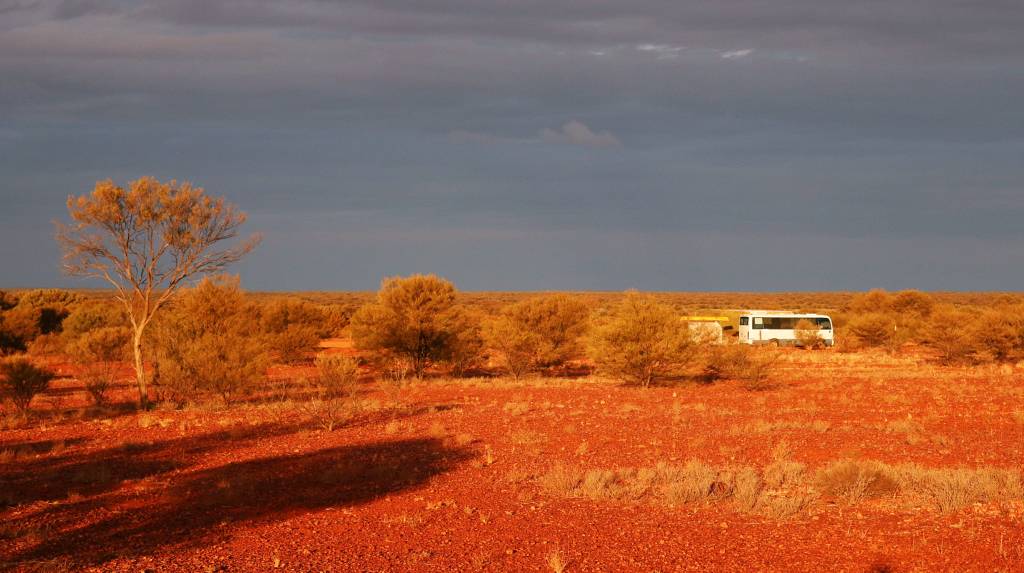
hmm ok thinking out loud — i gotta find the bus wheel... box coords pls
[769,339,780,347]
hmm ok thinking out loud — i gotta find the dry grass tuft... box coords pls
[733,467,763,512]
[547,550,569,573]
[816,460,899,505]
[503,401,532,416]
[660,460,718,505]
[539,464,584,496]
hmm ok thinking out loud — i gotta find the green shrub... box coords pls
[587,293,694,387]
[926,305,978,364]
[1,356,56,413]
[970,305,1024,363]
[61,301,128,341]
[444,309,485,377]
[482,315,541,381]
[846,312,895,348]
[350,274,476,378]
[152,276,269,404]
[845,289,935,351]
[259,298,332,363]
[502,295,590,366]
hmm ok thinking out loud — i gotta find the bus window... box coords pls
[753,317,763,329]
[740,317,749,326]
[816,317,832,330]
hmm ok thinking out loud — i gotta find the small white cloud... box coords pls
[720,49,754,59]
[539,120,622,149]
[588,49,607,56]
[635,43,685,59]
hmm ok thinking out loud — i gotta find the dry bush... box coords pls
[844,289,934,352]
[301,396,359,432]
[483,315,541,381]
[259,298,335,363]
[442,308,484,377]
[587,293,695,387]
[503,294,590,366]
[0,290,82,354]
[315,354,360,398]
[703,343,777,390]
[925,305,978,364]
[969,304,1024,363]
[377,355,412,412]
[350,274,477,378]
[0,356,55,413]
[67,326,129,406]
[61,300,128,340]
[846,312,896,349]
[151,276,270,405]
[794,319,825,349]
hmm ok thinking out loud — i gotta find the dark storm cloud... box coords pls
[1,0,1022,290]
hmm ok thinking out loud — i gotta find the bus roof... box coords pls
[741,310,831,318]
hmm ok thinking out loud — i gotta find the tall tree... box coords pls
[56,177,259,407]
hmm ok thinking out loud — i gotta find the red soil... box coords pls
[2,351,1023,572]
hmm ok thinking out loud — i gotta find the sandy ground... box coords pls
[2,349,1023,572]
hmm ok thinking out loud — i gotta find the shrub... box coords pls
[68,326,129,406]
[926,305,977,364]
[444,309,485,377]
[969,305,1024,363]
[350,274,475,378]
[0,356,56,413]
[315,354,360,398]
[846,312,895,348]
[152,276,269,404]
[0,307,41,355]
[793,319,824,349]
[482,315,542,381]
[503,295,589,366]
[61,301,128,341]
[845,289,934,351]
[587,293,694,387]
[260,298,333,363]
[11,289,82,334]
[0,291,16,312]
[702,343,777,390]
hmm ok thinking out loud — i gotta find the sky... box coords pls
[2,0,1023,292]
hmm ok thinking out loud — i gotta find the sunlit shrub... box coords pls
[0,356,55,413]
[152,276,269,404]
[587,293,694,387]
[350,274,476,378]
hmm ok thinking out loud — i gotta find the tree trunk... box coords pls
[132,330,148,408]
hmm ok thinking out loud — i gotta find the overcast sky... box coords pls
[2,0,1022,291]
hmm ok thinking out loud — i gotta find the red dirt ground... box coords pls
[2,350,1023,572]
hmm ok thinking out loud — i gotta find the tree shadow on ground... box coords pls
[0,422,306,508]
[7,438,472,568]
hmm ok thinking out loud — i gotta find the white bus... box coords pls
[737,311,834,347]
